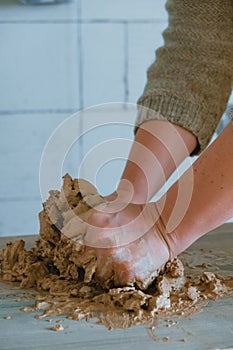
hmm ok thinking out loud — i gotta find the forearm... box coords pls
[112,0,233,204]
[158,122,233,257]
[119,0,233,204]
[116,120,197,203]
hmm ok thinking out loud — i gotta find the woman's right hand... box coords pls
[67,198,174,289]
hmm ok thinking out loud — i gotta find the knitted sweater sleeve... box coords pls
[136,0,233,154]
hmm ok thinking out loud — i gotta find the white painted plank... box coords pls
[228,91,233,104]
[82,23,125,108]
[0,113,79,199]
[0,0,78,21]
[81,0,168,21]
[0,200,41,236]
[0,23,79,111]
[79,104,135,195]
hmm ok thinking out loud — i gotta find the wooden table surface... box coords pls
[1,224,233,350]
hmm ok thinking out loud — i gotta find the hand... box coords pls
[77,199,174,289]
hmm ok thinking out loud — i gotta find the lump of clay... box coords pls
[0,175,104,290]
[0,175,184,294]
[0,175,187,293]
[1,174,232,330]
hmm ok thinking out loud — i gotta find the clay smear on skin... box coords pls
[0,174,233,330]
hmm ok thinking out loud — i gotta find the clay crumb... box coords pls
[3,316,12,320]
[20,306,35,312]
[187,286,200,302]
[166,319,177,328]
[49,324,64,332]
[180,338,187,342]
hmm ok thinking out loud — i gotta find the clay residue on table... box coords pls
[0,174,233,330]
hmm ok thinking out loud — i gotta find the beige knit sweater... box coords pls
[136,0,233,154]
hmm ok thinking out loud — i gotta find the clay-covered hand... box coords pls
[79,199,174,289]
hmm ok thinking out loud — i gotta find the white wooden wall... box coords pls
[0,1,232,236]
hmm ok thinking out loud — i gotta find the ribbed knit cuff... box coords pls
[136,94,221,155]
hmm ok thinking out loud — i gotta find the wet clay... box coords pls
[0,174,233,330]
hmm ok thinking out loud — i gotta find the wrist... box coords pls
[104,182,148,205]
[117,178,148,204]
